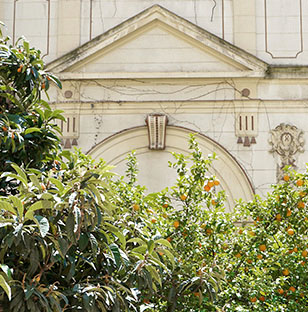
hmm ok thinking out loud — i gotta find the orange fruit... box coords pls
[302,250,308,257]
[235,253,241,258]
[257,254,263,260]
[133,204,140,211]
[206,228,212,235]
[286,209,292,217]
[282,269,289,276]
[167,237,172,242]
[204,185,210,192]
[301,261,306,266]
[162,203,169,208]
[193,292,200,297]
[259,296,265,302]
[198,242,202,248]
[298,201,305,209]
[259,244,266,252]
[278,289,284,295]
[17,65,23,73]
[300,293,304,298]
[300,191,306,197]
[208,181,214,188]
[211,199,217,206]
[41,183,46,191]
[293,247,298,253]
[173,220,180,229]
[2,126,7,132]
[289,286,296,292]
[239,229,243,234]
[250,297,257,303]
[283,175,290,181]
[296,179,304,186]
[287,229,295,235]
[42,83,46,89]
[180,194,187,201]
[214,180,220,186]
[247,259,252,264]
[11,132,15,139]
[151,218,157,224]
[143,299,150,304]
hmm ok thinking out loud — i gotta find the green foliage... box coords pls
[143,135,235,311]
[214,172,308,311]
[0,24,63,195]
[0,152,173,311]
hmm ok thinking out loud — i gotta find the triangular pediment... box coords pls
[47,5,268,79]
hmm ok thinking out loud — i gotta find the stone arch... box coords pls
[88,126,254,211]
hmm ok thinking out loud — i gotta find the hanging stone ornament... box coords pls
[269,123,304,181]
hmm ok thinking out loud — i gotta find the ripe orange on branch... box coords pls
[259,244,266,252]
[173,220,180,229]
[204,185,210,192]
[296,179,304,186]
[283,175,290,182]
[287,228,295,235]
[180,194,187,201]
[282,269,289,276]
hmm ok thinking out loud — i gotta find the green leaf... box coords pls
[24,127,41,134]
[49,177,64,193]
[66,213,75,243]
[9,196,23,219]
[155,238,173,249]
[11,163,27,185]
[0,201,17,216]
[109,243,121,268]
[0,274,11,300]
[0,265,12,280]
[147,240,155,255]
[34,216,49,238]
[23,40,30,54]
[25,200,52,220]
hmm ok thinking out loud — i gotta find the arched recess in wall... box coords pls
[88,126,254,211]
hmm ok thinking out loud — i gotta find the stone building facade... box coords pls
[1,0,308,209]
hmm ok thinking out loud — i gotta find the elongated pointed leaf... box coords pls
[0,274,11,300]
[34,216,49,238]
[0,201,16,215]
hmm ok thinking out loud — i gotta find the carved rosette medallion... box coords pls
[269,123,304,180]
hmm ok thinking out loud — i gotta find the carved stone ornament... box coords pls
[269,123,304,180]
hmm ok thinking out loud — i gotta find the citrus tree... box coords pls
[214,171,308,311]
[138,135,237,311]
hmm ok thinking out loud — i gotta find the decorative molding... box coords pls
[146,114,168,150]
[264,0,303,59]
[269,123,304,180]
[13,0,50,57]
[235,113,258,147]
[46,4,268,73]
[57,114,80,149]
